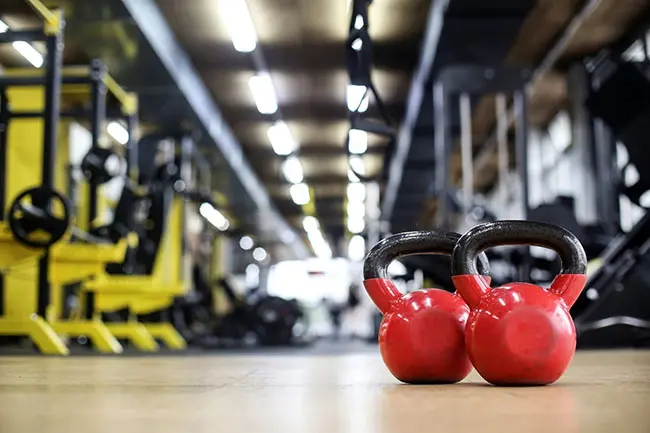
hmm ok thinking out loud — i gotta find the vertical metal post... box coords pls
[459,93,473,216]
[125,113,139,183]
[0,91,6,316]
[496,94,509,194]
[514,91,530,219]
[88,60,107,229]
[514,90,531,282]
[434,82,450,228]
[592,118,621,236]
[0,91,8,220]
[38,27,63,317]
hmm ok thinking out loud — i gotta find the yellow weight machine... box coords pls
[0,5,70,354]
[83,134,197,352]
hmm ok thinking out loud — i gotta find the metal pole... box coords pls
[0,91,8,220]
[434,82,450,228]
[126,113,139,183]
[496,93,508,194]
[459,93,473,216]
[514,91,530,219]
[514,90,531,282]
[38,27,63,317]
[88,60,107,229]
[0,91,7,318]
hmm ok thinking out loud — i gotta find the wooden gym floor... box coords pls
[1,349,649,433]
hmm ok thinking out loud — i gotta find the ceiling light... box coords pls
[349,155,365,174]
[348,129,368,154]
[302,215,320,232]
[253,247,267,262]
[307,230,332,259]
[348,235,366,261]
[351,38,363,51]
[0,20,44,68]
[346,84,368,113]
[267,121,297,155]
[348,168,359,182]
[347,201,365,219]
[354,15,365,30]
[248,73,278,114]
[347,182,366,202]
[282,156,303,184]
[199,202,230,231]
[107,121,129,145]
[219,0,258,53]
[12,41,43,68]
[347,216,365,234]
[290,183,310,205]
[239,235,254,250]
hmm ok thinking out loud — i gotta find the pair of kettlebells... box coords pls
[363,220,588,386]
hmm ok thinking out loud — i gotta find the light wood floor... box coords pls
[1,349,649,433]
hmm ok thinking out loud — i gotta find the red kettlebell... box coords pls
[363,231,490,384]
[451,220,588,386]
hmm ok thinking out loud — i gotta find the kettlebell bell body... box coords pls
[452,221,588,386]
[363,231,490,384]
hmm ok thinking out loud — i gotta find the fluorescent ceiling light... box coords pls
[351,38,363,51]
[347,84,368,113]
[12,41,43,68]
[347,182,366,202]
[354,15,365,30]
[107,121,129,145]
[253,247,267,262]
[219,0,258,53]
[347,216,365,234]
[349,155,365,174]
[290,183,310,205]
[267,121,297,156]
[199,202,230,231]
[348,235,366,261]
[282,156,303,184]
[0,20,44,68]
[348,169,359,182]
[307,229,332,259]
[347,201,365,219]
[248,74,278,114]
[348,129,368,154]
[302,215,320,232]
[239,235,254,250]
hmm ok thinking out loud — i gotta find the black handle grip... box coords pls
[451,220,587,276]
[364,230,490,280]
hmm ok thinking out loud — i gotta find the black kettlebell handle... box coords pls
[451,220,587,276]
[364,230,490,281]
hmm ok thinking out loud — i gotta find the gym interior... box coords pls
[0,0,649,431]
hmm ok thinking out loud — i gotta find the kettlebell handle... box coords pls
[451,220,587,276]
[364,230,490,280]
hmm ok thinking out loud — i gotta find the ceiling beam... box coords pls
[190,41,421,72]
[244,145,386,159]
[224,102,405,123]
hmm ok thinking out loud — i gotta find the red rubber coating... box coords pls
[452,274,587,385]
[364,277,490,384]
